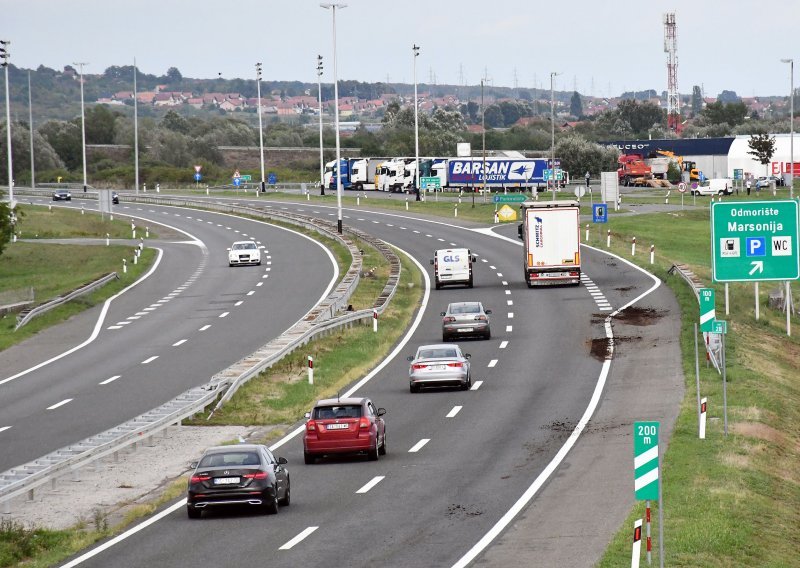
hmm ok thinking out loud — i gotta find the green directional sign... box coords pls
[634,421,660,501]
[699,288,716,332]
[420,176,441,189]
[712,200,800,282]
[240,174,252,182]
[493,194,527,203]
[713,319,728,334]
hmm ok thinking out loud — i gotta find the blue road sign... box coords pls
[745,236,766,257]
[194,173,202,182]
[233,177,241,187]
[593,203,608,223]
[268,172,277,185]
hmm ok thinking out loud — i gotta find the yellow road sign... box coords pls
[497,204,517,221]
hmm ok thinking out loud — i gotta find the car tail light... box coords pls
[443,316,455,323]
[474,315,487,321]
[190,474,210,483]
[412,363,427,370]
[359,418,370,430]
[306,420,317,432]
[446,362,463,368]
[243,471,268,480]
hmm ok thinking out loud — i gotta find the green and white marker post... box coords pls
[714,319,729,436]
[634,421,662,567]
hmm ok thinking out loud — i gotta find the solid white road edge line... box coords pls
[279,526,319,550]
[408,439,430,453]
[59,500,187,568]
[450,243,661,568]
[356,476,386,494]
[271,242,429,452]
[0,247,167,386]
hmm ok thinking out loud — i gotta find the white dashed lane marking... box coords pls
[471,381,483,391]
[0,426,11,433]
[172,340,187,347]
[499,341,509,349]
[408,439,430,453]
[199,325,211,331]
[279,527,319,550]
[141,356,159,365]
[446,406,463,418]
[356,476,385,494]
[47,399,73,410]
[99,375,120,385]
[219,312,230,318]
[235,301,244,307]
[506,325,513,332]
[488,359,498,368]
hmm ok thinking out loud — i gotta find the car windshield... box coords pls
[199,451,260,467]
[232,242,256,250]
[313,405,362,419]
[450,304,480,314]
[418,348,458,359]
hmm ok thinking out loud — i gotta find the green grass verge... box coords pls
[187,248,421,429]
[589,209,800,566]
[13,205,158,240]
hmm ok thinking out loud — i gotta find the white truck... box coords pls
[430,248,477,289]
[517,201,581,287]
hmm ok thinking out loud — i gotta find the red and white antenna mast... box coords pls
[663,12,680,133]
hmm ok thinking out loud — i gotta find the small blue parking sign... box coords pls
[592,203,608,223]
[746,236,766,257]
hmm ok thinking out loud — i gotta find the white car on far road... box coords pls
[227,240,261,267]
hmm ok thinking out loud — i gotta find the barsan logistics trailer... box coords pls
[517,200,581,287]
[431,157,551,192]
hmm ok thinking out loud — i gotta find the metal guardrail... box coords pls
[15,273,118,331]
[669,263,722,372]
[0,195,401,512]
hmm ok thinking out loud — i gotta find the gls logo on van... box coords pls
[443,255,461,262]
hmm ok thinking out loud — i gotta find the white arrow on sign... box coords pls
[749,260,764,275]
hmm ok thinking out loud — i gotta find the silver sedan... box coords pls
[407,344,471,393]
[441,301,491,341]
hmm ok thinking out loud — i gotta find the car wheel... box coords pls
[484,329,491,340]
[279,478,291,507]
[410,383,420,393]
[304,451,316,465]
[378,431,387,455]
[264,488,279,515]
[187,505,202,519]
[461,375,472,390]
[256,261,262,266]
[368,441,379,461]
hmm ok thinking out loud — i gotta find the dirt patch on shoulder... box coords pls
[731,422,787,445]
[615,306,667,326]
[588,335,642,360]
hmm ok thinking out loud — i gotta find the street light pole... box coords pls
[1,40,12,202]
[133,58,139,194]
[481,78,486,198]
[28,70,34,189]
[550,71,560,200]
[321,2,347,234]
[413,43,421,202]
[317,55,325,195]
[782,58,794,199]
[256,62,265,193]
[74,62,89,193]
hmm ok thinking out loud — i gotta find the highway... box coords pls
[51,196,682,568]
[0,201,338,472]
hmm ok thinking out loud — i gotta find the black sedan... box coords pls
[52,189,71,201]
[186,444,290,519]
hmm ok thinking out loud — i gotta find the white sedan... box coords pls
[227,240,261,267]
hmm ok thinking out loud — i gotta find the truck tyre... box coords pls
[435,280,441,290]
[355,182,363,191]
[467,277,474,288]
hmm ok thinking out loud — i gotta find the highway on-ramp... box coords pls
[57,197,682,568]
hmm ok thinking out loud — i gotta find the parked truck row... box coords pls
[326,157,565,193]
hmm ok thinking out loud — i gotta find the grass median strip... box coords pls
[591,209,800,566]
[190,247,421,429]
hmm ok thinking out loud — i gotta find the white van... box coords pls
[431,248,477,289]
[692,178,732,196]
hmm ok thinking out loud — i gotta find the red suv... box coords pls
[303,397,386,464]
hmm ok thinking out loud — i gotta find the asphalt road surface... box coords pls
[56,196,683,568]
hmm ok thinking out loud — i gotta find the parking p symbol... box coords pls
[746,236,766,257]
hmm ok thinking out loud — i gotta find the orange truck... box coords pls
[617,154,653,186]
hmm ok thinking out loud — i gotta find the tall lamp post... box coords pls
[321,2,346,234]
[74,62,89,193]
[413,43,421,201]
[782,58,794,199]
[256,62,266,193]
[317,55,325,195]
[481,78,486,199]
[1,40,12,202]
[28,71,34,189]
[133,59,139,194]
[550,71,561,200]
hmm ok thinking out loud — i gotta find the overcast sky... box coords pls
[5,0,798,97]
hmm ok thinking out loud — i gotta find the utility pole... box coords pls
[1,40,12,201]
[317,55,325,195]
[256,62,266,193]
[28,70,34,189]
[133,58,139,194]
[413,44,421,201]
[73,61,89,192]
